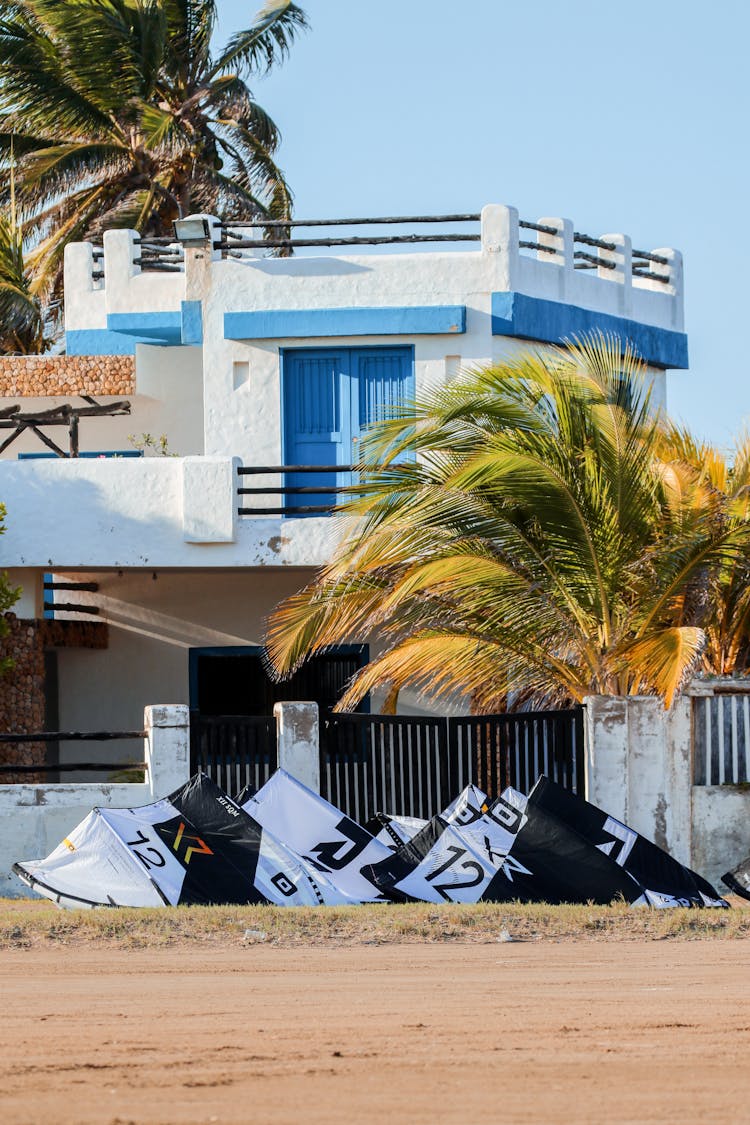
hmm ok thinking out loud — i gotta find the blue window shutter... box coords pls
[282,350,351,513]
[282,346,414,515]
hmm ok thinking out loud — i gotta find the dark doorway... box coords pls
[189,645,369,717]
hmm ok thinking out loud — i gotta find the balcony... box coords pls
[0,456,352,569]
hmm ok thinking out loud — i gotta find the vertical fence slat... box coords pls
[189,714,278,797]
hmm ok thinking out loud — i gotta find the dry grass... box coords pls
[1,896,750,950]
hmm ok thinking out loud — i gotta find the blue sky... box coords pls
[218,0,748,448]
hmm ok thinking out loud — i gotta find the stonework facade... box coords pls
[0,615,109,783]
[0,355,134,398]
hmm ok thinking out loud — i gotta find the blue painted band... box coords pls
[66,328,145,356]
[181,300,203,345]
[224,304,466,340]
[491,291,688,369]
[107,311,182,344]
[66,304,202,354]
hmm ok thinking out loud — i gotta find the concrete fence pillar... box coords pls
[584,695,692,865]
[597,233,633,317]
[481,204,518,290]
[182,456,238,543]
[274,701,320,793]
[536,216,574,301]
[144,704,191,798]
[650,248,684,328]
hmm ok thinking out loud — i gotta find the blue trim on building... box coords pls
[18,451,143,459]
[490,291,688,369]
[66,304,203,354]
[65,328,145,356]
[181,300,203,345]
[107,311,182,344]
[224,305,467,341]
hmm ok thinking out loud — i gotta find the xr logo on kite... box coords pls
[172,821,213,864]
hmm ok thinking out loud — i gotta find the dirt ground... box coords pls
[2,941,750,1125]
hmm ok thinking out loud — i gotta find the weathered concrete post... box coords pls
[584,696,692,865]
[274,701,320,793]
[144,704,191,798]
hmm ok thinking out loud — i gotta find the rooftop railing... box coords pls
[77,206,678,292]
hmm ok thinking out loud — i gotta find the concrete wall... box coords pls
[584,695,693,864]
[585,693,750,889]
[0,457,351,568]
[0,703,190,898]
[52,567,318,771]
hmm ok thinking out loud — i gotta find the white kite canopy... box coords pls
[243,769,392,902]
[13,809,167,909]
[14,773,359,909]
[365,812,428,850]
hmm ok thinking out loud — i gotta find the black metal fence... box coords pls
[0,730,146,781]
[320,708,584,821]
[189,713,278,797]
[321,713,473,823]
[693,692,750,785]
[453,709,585,798]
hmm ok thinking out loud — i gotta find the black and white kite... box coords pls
[440,783,528,865]
[527,777,728,908]
[722,856,750,901]
[242,769,392,902]
[14,773,356,908]
[364,790,646,905]
[365,812,428,850]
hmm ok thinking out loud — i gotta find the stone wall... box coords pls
[0,617,46,782]
[0,615,109,783]
[0,355,134,397]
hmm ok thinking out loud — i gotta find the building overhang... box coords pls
[66,302,203,355]
[491,291,689,370]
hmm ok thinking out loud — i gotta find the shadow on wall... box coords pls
[2,461,184,569]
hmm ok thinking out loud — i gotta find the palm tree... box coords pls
[265,337,750,712]
[657,425,750,676]
[0,152,50,353]
[0,210,48,354]
[0,0,307,304]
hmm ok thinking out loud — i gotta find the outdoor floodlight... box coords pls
[172,217,211,245]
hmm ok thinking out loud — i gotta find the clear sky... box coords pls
[218,0,748,449]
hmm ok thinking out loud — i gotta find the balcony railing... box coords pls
[237,464,356,516]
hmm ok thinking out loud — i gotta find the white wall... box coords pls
[60,207,683,468]
[0,345,204,460]
[52,567,318,767]
[0,704,191,898]
[0,456,357,568]
[585,692,750,889]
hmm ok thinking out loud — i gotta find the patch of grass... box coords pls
[0,896,749,950]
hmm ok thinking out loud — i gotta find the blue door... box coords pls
[282,346,414,514]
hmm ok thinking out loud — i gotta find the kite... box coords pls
[242,769,392,902]
[527,777,728,908]
[13,769,728,910]
[14,773,357,908]
[363,794,643,905]
[365,812,428,850]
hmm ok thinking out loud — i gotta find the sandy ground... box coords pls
[2,941,750,1125]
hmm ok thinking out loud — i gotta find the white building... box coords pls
[0,204,687,775]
